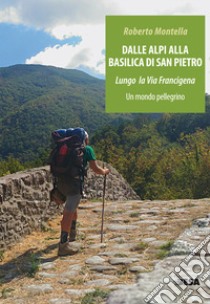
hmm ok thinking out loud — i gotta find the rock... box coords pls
[62,265,82,278]
[107,213,210,304]
[168,208,188,213]
[108,252,210,303]
[38,272,57,278]
[107,284,142,304]
[112,243,135,251]
[150,240,168,247]
[2,174,210,304]
[142,237,157,243]
[85,279,111,286]
[108,284,135,290]
[109,236,126,243]
[85,256,106,265]
[65,289,95,296]
[24,284,53,296]
[88,243,107,249]
[58,278,71,285]
[1,164,138,251]
[107,224,139,231]
[108,257,139,265]
[145,225,158,231]
[94,273,117,280]
[90,265,117,273]
[40,262,56,270]
[68,264,82,272]
[59,242,82,255]
[129,266,147,273]
[99,251,130,257]
[137,219,163,225]
[49,299,72,304]
[193,218,210,227]
[169,240,195,256]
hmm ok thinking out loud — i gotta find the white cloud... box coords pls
[111,0,210,15]
[26,24,105,76]
[0,0,119,27]
[0,0,209,90]
[0,1,111,77]
[26,41,105,76]
[0,6,21,23]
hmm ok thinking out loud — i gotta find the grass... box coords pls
[117,239,125,244]
[0,251,4,262]
[26,253,40,277]
[77,232,86,241]
[111,210,124,215]
[81,288,110,304]
[69,277,85,285]
[41,223,56,233]
[44,236,59,241]
[114,253,128,258]
[129,212,140,218]
[182,203,196,208]
[117,265,129,276]
[1,287,15,299]
[131,241,149,253]
[90,198,103,202]
[159,240,174,251]
[156,241,174,260]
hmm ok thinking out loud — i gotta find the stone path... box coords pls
[107,216,210,303]
[1,198,210,304]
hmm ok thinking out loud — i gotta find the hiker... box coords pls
[56,131,110,256]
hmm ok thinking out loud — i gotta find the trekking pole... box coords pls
[100,165,107,243]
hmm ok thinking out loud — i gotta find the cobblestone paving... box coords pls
[1,198,210,304]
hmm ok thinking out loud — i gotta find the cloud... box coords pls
[25,42,105,76]
[0,0,210,90]
[112,0,210,14]
[0,0,119,28]
[0,6,21,23]
[0,1,115,76]
[26,24,105,76]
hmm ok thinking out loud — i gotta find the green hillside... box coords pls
[92,95,210,199]
[0,64,135,162]
[1,64,209,200]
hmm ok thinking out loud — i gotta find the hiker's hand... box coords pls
[89,160,110,175]
[103,168,110,175]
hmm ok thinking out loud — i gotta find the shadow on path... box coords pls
[0,243,58,284]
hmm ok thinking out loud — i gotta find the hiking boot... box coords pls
[69,220,77,242]
[69,228,76,242]
[58,242,80,256]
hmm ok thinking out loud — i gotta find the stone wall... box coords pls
[0,164,138,250]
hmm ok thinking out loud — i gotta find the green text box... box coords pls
[106,16,205,113]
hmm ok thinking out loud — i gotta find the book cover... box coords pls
[0,1,210,303]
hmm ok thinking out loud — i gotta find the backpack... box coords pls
[50,127,86,178]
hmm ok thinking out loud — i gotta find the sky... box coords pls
[0,0,209,92]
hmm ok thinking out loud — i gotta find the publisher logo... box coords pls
[144,235,210,303]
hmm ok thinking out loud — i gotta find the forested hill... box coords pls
[0,64,136,162]
[0,64,210,200]
[92,95,210,200]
